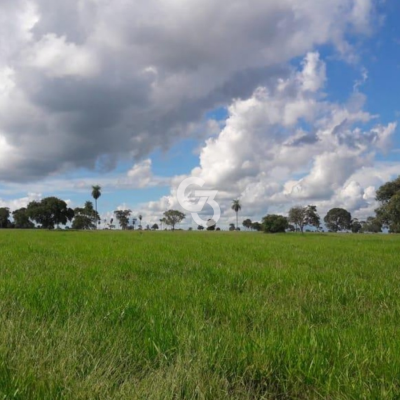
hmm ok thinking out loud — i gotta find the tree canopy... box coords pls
[12,208,34,229]
[262,214,288,233]
[251,221,262,231]
[288,205,320,232]
[243,219,252,230]
[72,201,99,230]
[360,217,383,233]
[26,197,74,229]
[323,208,352,232]
[163,210,185,230]
[375,176,400,233]
[114,210,131,230]
[0,207,11,228]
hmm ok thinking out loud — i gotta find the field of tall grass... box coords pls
[0,230,399,399]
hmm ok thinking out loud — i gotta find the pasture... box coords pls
[0,230,399,399]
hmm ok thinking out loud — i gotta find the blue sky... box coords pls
[0,0,399,228]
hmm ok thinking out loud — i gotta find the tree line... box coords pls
[241,177,400,233]
[0,177,399,232]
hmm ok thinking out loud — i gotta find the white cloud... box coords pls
[133,52,398,227]
[0,192,41,210]
[0,0,379,181]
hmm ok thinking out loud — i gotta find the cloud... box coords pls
[0,192,42,210]
[134,52,397,227]
[0,0,379,182]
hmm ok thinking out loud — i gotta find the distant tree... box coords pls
[351,218,362,233]
[305,205,320,230]
[231,199,242,230]
[216,227,221,231]
[152,223,159,230]
[0,207,11,228]
[287,224,296,232]
[138,214,143,228]
[197,225,204,230]
[251,221,262,231]
[324,208,352,232]
[114,209,132,230]
[207,218,216,231]
[27,197,74,229]
[375,176,400,233]
[163,210,185,230]
[360,217,383,233]
[91,185,102,228]
[288,205,320,232]
[243,219,252,230]
[262,214,288,233]
[131,218,137,230]
[229,223,235,231]
[72,201,99,230]
[12,208,34,229]
[188,227,193,231]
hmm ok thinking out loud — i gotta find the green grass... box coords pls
[1,230,400,399]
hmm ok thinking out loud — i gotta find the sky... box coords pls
[0,0,399,229]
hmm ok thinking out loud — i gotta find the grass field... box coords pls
[0,230,400,399]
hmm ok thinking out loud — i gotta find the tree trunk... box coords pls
[236,211,238,230]
[95,199,98,229]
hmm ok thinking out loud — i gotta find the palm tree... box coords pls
[91,185,102,229]
[231,199,242,230]
[138,214,143,229]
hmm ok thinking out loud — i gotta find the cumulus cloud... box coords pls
[137,52,397,227]
[0,0,379,182]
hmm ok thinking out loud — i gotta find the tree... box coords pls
[305,205,320,230]
[108,218,115,230]
[207,219,216,231]
[360,217,383,233]
[197,225,204,230]
[12,208,34,229]
[152,223,159,230]
[251,221,262,231]
[72,201,99,230]
[231,199,241,230]
[137,214,143,229]
[287,224,296,232]
[229,223,235,231]
[243,219,252,230]
[114,210,131,230]
[324,208,352,232]
[262,214,288,233]
[159,218,166,230]
[375,177,400,233]
[91,185,102,228]
[288,205,320,232]
[27,197,74,229]
[351,218,362,233]
[0,208,11,228]
[163,210,185,230]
